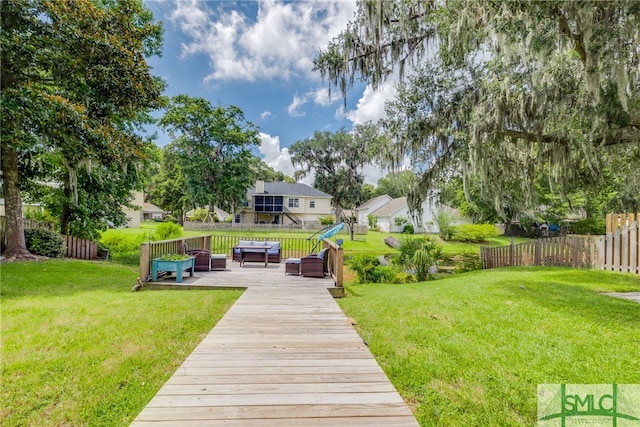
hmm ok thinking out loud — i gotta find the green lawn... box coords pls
[338,267,640,426]
[1,260,241,426]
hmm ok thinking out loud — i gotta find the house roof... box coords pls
[143,202,165,213]
[356,195,392,211]
[248,182,331,198]
[370,197,407,217]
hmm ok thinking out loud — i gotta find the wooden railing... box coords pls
[481,236,599,269]
[139,235,211,282]
[322,239,344,287]
[210,235,318,259]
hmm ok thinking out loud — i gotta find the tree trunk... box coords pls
[1,144,32,259]
[60,179,71,235]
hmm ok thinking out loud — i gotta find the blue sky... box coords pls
[143,0,399,183]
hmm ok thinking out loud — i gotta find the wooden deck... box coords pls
[143,260,345,297]
[131,282,419,426]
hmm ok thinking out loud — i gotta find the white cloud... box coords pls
[346,76,399,125]
[258,132,313,184]
[310,87,333,107]
[287,94,308,117]
[170,0,357,82]
[258,132,295,177]
[260,111,272,120]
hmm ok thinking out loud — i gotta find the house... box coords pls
[363,195,460,233]
[122,191,143,228]
[0,199,43,217]
[143,202,166,221]
[234,181,332,226]
[355,194,393,227]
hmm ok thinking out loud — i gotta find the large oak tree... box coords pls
[315,0,640,214]
[1,0,164,258]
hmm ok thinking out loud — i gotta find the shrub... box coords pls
[24,208,57,223]
[24,229,65,258]
[348,254,380,283]
[191,208,208,221]
[110,250,141,266]
[395,237,443,282]
[153,222,183,240]
[370,265,397,283]
[393,272,415,284]
[319,215,336,225]
[435,210,455,240]
[163,214,178,223]
[394,216,408,226]
[367,214,377,230]
[402,224,415,234]
[452,224,500,242]
[454,252,484,273]
[100,232,148,254]
[570,217,606,235]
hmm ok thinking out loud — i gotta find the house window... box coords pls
[254,195,283,212]
[288,198,299,208]
[234,214,240,223]
[310,200,315,209]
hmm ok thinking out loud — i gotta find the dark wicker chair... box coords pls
[186,249,211,271]
[301,249,328,278]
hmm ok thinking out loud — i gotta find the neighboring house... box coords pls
[367,195,463,233]
[143,203,165,221]
[122,191,143,228]
[235,181,332,226]
[0,199,43,217]
[355,195,393,226]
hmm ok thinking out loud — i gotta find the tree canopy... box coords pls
[289,129,372,221]
[159,95,260,214]
[1,0,165,256]
[315,0,640,215]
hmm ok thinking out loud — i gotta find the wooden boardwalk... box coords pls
[131,285,419,426]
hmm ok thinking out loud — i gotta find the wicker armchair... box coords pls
[186,249,211,271]
[301,249,328,278]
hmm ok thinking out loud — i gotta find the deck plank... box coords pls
[131,285,418,426]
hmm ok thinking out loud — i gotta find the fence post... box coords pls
[509,237,514,266]
[140,242,150,281]
[336,245,344,287]
[534,240,541,265]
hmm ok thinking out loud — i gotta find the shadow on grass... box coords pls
[502,279,640,327]
[1,259,139,299]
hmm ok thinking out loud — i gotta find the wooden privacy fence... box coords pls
[64,235,98,260]
[139,235,211,281]
[598,217,639,275]
[606,212,639,232]
[481,236,599,269]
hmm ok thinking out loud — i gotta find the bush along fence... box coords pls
[0,216,56,252]
[480,236,599,270]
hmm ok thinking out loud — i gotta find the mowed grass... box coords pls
[338,267,640,426]
[1,260,241,426]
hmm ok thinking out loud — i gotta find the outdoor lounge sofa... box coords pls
[232,240,282,264]
[300,248,328,278]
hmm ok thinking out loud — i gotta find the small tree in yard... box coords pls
[395,237,443,281]
[435,210,455,241]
